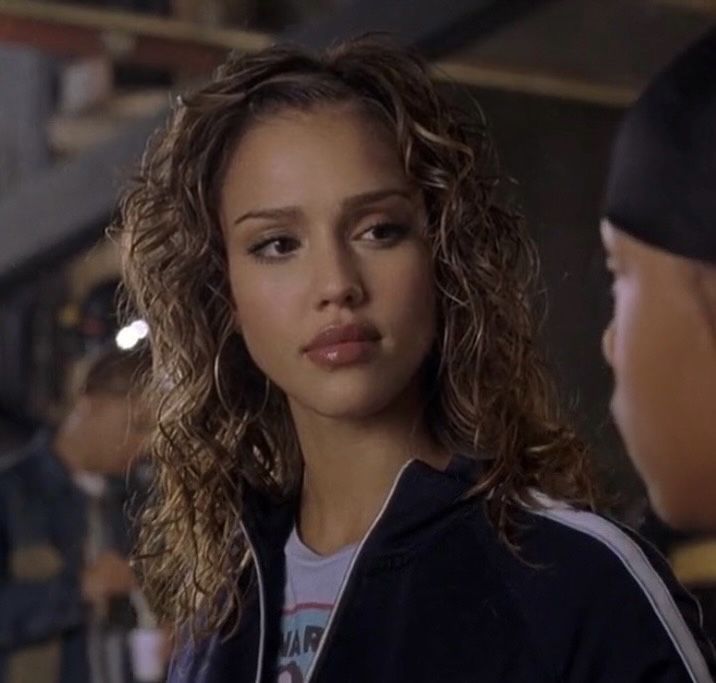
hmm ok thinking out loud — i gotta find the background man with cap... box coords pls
[601,26,716,531]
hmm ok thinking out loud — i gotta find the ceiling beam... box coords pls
[282,0,555,57]
[0,0,638,107]
[0,112,165,288]
[0,0,270,74]
[433,61,636,108]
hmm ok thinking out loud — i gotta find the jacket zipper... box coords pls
[303,459,415,682]
[239,520,266,683]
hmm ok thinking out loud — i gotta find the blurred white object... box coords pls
[116,319,149,350]
[59,56,113,115]
[129,627,166,683]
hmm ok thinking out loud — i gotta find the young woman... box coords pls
[118,39,715,682]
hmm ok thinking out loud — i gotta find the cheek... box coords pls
[608,280,644,378]
[611,279,693,393]
[608,283,654,436]
[384,252,436,339]
[609,280,690,461]
[228,264,304,365]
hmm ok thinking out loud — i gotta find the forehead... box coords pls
[220,104,407,209]
[601,217,699,292]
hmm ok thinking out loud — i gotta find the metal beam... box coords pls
[0,0,271,74]
[282,0,555,58]
[0,0,550,71]
[0,112,166,288]
[432,61,636,108]
[0,5,642,108]
[0,3,641,108]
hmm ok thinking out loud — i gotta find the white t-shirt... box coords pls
[277,526,357,682]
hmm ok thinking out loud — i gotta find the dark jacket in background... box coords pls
[171,455,716,682]
[0,430,148,683]
[0,431,89,683]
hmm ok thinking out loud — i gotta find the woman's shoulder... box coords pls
[452,490,686,598]
[510,492,671,574]
[473,491,692,615]
[470,493,716,681]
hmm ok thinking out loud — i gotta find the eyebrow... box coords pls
[232,187,415,227]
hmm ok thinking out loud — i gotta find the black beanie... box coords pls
[604,27,716,264]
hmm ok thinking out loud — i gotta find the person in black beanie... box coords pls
[602,26,716,530]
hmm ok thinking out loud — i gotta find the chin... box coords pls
[293,380,405,421]
[649,475,716,533]
[651,493,704,532]
[319,394,398,420]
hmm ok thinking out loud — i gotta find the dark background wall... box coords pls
[471,87,642,510]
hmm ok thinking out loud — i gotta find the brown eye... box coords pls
[248,236,301,261]
[360,222,409,243]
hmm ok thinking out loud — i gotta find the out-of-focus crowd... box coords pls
[0,344,168,683]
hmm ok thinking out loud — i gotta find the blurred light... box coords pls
[115,319,149,350]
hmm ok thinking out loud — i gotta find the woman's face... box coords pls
[601,219,716,529]
[220,103,436,422]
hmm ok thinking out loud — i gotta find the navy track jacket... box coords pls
[170,456,716,682]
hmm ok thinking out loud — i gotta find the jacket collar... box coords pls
[241,454,486,564]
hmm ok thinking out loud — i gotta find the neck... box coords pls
[289,386,450,555]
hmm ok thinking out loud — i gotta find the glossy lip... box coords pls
[303,322,381,369]
[304,322,381,352]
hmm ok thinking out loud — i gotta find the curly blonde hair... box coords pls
[116,37,597,636]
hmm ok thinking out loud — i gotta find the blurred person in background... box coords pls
[0,344,152,683]
[601,26,716,532]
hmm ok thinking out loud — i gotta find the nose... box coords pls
[312,240,366,310]
[602,322,615,368]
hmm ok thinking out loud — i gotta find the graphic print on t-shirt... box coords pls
[277,602,332,682]
[277,526,357,682]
